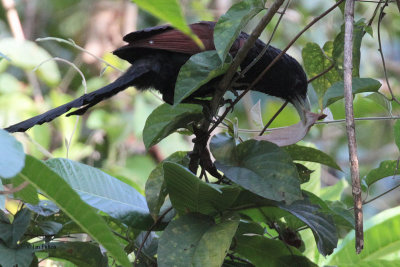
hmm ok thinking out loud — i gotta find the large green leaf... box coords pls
[157,213,239,267]
[364,160,399,187]
[0,38,60,86]
[278,193,338,256]
[143,103,202,149]
[214,0,266,62]
[174,50,231,104]
[45,158,153,230]
[234,235,315,267]
[10,175,39,205]
[0,209,31,248]
[284,144,341,170]
[17,156,130,266]
[302,42,341,105]
[131,0,203,48]
[0,129,25,179]
[332,19,366,78]
[145,151,189,218]
[210,137,302,204]
[322,78,381,108]
[39,242,108,267]
[326,206,400,265]
[163,162,241,215]
[0,243,33,267]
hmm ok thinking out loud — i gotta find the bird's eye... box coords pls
[149,40,154,44]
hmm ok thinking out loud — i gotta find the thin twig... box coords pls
[134,207,173,267]
[344,0,363,254]
[33,57,88,158]
[208,0,346,135]
[36,37,123,73]
[259,100,288,135]
[0,181,30,195]
[307,64,335,84]
[377,1,400,104]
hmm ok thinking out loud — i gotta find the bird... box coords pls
[4,21,309,133]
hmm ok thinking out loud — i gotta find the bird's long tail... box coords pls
[4,65,147,133]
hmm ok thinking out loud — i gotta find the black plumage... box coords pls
[5,21,308,133]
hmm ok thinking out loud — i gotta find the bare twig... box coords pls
[36,37,123,73]
[307,64,335,84]
[259,100,288,135]
[377,1,400,104]
[34,57,88,158]
[134,207,173,267]
[344,0,363,254]
[0,181,30,195]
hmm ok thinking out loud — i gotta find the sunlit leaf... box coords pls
[131,0,204,48]
[17,156,130,266]
[174,51,231,104]
[46,158,154,230]
[163,162,241,215]
[322,78,381,108]
[364,160,399,187]
[284,144,341,170]
[143,103,202,149]
[214,0,266,61]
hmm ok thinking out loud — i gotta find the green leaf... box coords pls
[131,0,203,48]
[0,129,25,179]
[365,92,392,113]
[322,78,381,108]
[0,209,31,247]
[211,137,302,204]
[332,19,366,78]
[394,121,400,151]
[326,206,400,265]
[278,193,338,256]
[214,0,265,61]
[0,243,33,267]
[302,42,341,105]
[40,242,108,267]
[163,162,241,215]
[364,160,399,187]
[234,235,315,267]
[45,158,153,230]
[146,151,189,218]
[174,50,231,104]
[37,221,63,235]
[209,133,237,163]
[295,163,313,184]
[320,179,349,201]
[143,103,203,149]
[10,175,39,205]
[26,200,59,216]
[284,144,341,170]
[157,213,239,267]
[0,38,60,86]
[18,156,130,267]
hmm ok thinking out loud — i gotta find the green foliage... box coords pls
[322,78,381,108]
[214,0,266,62]
[0,130,25,179]
[174,51,231,104]
[130,0,204,48]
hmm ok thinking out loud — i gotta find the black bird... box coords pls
[4,21,309,133]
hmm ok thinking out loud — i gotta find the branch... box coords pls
[343,0,363,254]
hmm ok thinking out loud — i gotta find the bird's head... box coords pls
[288,71,310,124]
